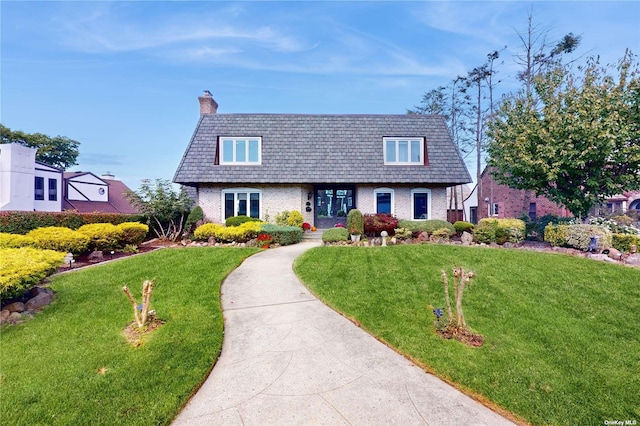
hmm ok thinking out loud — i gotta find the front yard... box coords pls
[0,247,259,425]
[294,244,640,425]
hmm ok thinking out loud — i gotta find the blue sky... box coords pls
[2,1,639,190]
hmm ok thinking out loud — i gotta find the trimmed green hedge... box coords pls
[474,218,526,244]
[0,233,37,248]
[260,224,302,246]
[0,211,148,235]
[225,215,262,227]
[78,223,123,251]
[612,233,640,252]
[322,227,349,243]
[397,219,455,236]
[544,224,612,251]
[453,221,474,234]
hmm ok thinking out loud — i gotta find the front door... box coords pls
[315,186,355,228]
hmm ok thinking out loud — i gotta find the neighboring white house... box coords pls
[0,143,138,214]
[0,143,62,212]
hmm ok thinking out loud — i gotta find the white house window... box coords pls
[222,189,261,219]
[374,188,394,215]
[48,178,57,201]
[220,137,261,165]
[384,138,423,165]
[492,203,499,216]
[411,188,431,220]
[34,177,44,200]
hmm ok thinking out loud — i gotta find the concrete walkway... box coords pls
[173,242,515,425]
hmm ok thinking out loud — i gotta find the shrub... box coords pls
[193,223,225,240]
[364,214,398,236]
[0,248,66,302]
[346,209,364,235]
[0,233,37,248]
[565,225,611,251]
[529,214,573,241]
[260,224,302,246]
[26,227,90,254]
[0,211,147,234]
[185,206,204,231]
[193,222,263,243]
[453,221,474,235]
[274,211,290,226]
[225,215,261,227]
[397,219,455,236]
[393,228,413,240]
[286,210,304,228]
[612,233,640,252]
[544,224,570,247]
[431,228,452,242]
[474,218,526,245]
[322,227,349,243]
[78,223,123,251]
[302,222,311,231]
[116,222,149,246]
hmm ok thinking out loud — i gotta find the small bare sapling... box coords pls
[123,280,155,329]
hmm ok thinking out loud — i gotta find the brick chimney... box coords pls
[198,90,218,115]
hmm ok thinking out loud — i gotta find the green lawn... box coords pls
[294,245,640,425]
[0,247,259,425]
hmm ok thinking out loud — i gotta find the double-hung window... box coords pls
[220,137,261,165]
[384,138,423,165]
[222,189,261,219]
[34,177,45,200]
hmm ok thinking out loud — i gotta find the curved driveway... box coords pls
[173,242,515,425]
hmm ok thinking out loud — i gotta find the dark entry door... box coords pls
[315,186,355,228]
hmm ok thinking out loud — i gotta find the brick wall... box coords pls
[478,170,571,220]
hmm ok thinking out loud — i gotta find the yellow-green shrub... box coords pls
[0,233,36,248]
[544,224,569,247]
[0,248,66,302]
[193,223,225,240]
[612,233,640,252]
[78,223,123,251]
[116,222,149,246]
[475,218,526,244]
[26,227,90,254]
[286,210,304,228]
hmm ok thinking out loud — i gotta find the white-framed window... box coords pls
[220,137,262,165]
[374,187,394,215]
[384,138,423,165]
[411,188,431,220]
[492,203,499,216]
[222,188,261,219]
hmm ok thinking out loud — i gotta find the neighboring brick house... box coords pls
[465,167,571,224]
[173,92,472,227]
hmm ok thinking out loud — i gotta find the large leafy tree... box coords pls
[126,179,194,241]
[487,50,640,218]
[0,124,80,170]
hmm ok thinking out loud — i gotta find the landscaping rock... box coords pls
[606,248,622,261]
[7,312,23,324]
[25,293,52,311]
[1,309,10,322]
[503,242,514,249]
[626,254,640,266]
[208,236,216,245]
[416,232,429,242]
[88,251,104,263]
[461,231,473,246]
[4,302,25,313]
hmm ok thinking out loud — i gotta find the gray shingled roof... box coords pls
[174,114,471,185]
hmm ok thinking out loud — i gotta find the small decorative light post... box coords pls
[110,250,115,259]
[64,252,75,269]
[380,230,388,246]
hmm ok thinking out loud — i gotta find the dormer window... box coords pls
[384,138,424,165]
[220,137,261,165]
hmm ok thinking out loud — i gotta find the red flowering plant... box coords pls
[334,223,346,228]
[302,222,311,231]
[257,233,272,245]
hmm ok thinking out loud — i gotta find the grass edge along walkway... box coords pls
[0,247,260,426]
[294,244,640,426]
